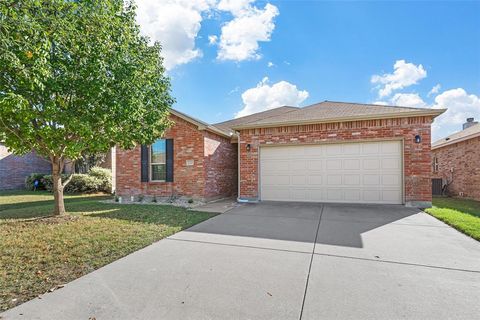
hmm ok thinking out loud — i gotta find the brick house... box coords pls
[0,143,51,190]
[431,119,480,200]
[116,110,238,200]
[115,101,445,207]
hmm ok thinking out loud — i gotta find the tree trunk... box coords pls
[52,158,66,215]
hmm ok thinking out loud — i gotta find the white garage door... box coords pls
[260,140,403,204]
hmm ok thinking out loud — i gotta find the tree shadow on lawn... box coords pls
[83,203,217,227]
[0,195,111,220]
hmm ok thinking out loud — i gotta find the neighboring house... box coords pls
[0,143,51,190]
[431,118,480,201]
[0,143,116,191]
[116,101,445,207]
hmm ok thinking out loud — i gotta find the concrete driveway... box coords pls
[3,202,480,320]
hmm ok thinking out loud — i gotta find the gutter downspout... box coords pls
[235,131,245,203]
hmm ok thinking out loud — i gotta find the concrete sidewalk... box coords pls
[3,202,480,319]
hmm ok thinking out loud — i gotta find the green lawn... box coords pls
[426,197,480,241]
[0,190,216,311]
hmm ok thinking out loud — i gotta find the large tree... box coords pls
[0,0,174,215]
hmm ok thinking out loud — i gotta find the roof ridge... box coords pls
[236,106,301,126]
[213,106,298,126]
[322,100,431,111]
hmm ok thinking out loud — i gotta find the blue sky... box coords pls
[135,0,480,141]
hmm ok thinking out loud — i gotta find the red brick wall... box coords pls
[203,131,238,199]
[238,116,433,205]
[0,144,51,190]
[432,137,480,200]
[116,114,237,200]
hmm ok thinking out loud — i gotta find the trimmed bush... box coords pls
[25,173,47,190]
[87,167,112,193]
[41,167,112,194]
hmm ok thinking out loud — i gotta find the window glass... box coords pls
[151,139,166,181]
[151,140,166,163]
[151,164,166,181]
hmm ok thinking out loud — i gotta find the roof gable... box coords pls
[432,123,480,149]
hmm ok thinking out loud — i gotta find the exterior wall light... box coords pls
[415,135,421,143]
[246,143,251,152]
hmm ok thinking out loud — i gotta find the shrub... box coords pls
[66,175,102,193]
[42,168,111,194]
[25,173,47,190]
[88,167,112,193]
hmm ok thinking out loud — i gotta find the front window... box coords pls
[150,139,166,181]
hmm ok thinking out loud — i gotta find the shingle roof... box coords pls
[229,101,446,129]
[432,123,480,149]
[170,109,232,138]
[213,106,299,133]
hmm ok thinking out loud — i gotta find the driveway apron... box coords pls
[2,202,480,320]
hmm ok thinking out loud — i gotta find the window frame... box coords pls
[432,156,439,173]
[150,139,167,182]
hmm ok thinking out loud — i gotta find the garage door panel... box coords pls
[383,190,402,202]
[343,143,361,155]
[307,160,323,170]
[291,188,307,200]
[291,176,306,185]
[327,160,342,170]
[327,175,342,185]
[363,190,382,202]
[326,189,343,201]
[262,175,290,186]
[261,160,289,172]
[260,141,402,204]
[382,158,401,169]
[363,174,380,185]
[344,159,360,170]
[307,175,323,185]
[261,186,289,200]
[362,143,380,154]
[344,189,361,201]
[381,140,402,153]
[325,144,343,155]
[363,159,381,170]
[382,174,400,186]
[304,145,324,156]
[344,175,360,185]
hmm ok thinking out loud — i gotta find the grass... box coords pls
[0,190,216,311]
[425,197,480,241]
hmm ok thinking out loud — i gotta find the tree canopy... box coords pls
[0,0,174,214]
[0,0,174,159]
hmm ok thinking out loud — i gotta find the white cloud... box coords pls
[208,35,218,45]
[135,0,216,70]
[371,60,427,97]
[428,83,441,97]
[216,0,279,61]
[235,77,309,118]
[390,93,427,108]
[431,88,480,140]
[267,61,274,67]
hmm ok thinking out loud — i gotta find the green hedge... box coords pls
[26,167,112,194]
